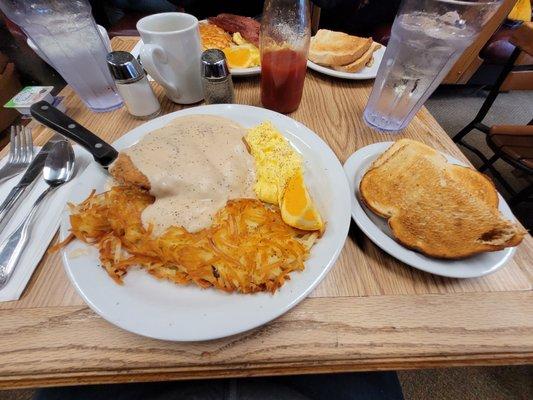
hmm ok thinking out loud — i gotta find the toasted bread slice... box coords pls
[309,29,372,66]
[332,42,381,73]
[359,139,526,258]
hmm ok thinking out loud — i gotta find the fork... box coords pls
[0,126,34,184]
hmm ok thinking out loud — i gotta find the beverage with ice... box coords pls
[0,0,123,112]
[364,0,501,131]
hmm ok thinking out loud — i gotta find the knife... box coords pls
[0,135,64,234]
[30,101,118,168]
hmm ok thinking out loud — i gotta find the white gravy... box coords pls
[124,115,256,234]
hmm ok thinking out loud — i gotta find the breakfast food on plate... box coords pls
[66,187,317,293]
[222,33,260,69]
[280,171,323,231]
[359,139,526,259]
[208,13,260,46]
[308,29,381,73]
[61,116,323,294]
[110,152,150,190]
[245,122,323,231]
[309,30,372,65]
[199,23,233,50]
[199,16,260,69]
[109,115,256,234]
[244,121,301,204]
[332,42,381,73]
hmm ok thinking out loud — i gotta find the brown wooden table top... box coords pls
[0,37,531,389]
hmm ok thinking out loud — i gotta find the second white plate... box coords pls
[307,45,386,80]
[343,142,517,279]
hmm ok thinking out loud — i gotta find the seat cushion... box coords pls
[480,27,517,65]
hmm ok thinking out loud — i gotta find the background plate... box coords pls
[131,38,260,77]
[307,45,386,80]
[60,104,351,341]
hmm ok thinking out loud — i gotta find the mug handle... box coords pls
[140,44,180,100]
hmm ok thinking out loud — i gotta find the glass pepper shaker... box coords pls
[201,49,235,104]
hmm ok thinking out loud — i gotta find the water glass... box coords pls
[364,0,502,131]
[0,0,123,113]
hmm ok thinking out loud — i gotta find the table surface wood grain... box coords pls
[0,37,531,389]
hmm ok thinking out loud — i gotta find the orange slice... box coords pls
[280,172,323,231]
[223,46,254,68]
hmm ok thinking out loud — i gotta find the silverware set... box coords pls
[0,124,75,290]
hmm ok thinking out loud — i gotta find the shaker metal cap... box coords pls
[106,51,145,83]
[201,49,230,80]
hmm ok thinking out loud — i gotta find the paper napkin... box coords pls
[0,145,91,301]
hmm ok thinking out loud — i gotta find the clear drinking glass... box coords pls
[364,0,502,131]
[260,0,310,113]
[0,0,123,112]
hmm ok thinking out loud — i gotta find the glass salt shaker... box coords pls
[201,49,235,104]
[106,51,161,119]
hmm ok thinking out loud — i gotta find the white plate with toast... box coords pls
[59,104,351,341]
[307,46,386,80]
[344,141,519,279]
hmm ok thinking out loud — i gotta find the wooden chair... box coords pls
[484,125,533,204]
[453,22,533,205]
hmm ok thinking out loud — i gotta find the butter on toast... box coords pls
[309,29,372,66]
[359,139,526,258]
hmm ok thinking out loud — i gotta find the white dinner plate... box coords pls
[131,38,261,77]
[60,104,351,341]
[344,142,518,279]
[307,45,386,80]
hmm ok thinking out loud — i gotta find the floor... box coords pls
[0,88,531,399]
[399,366,532,400]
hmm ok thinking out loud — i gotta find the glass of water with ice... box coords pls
[0,0,123,113]
[364,0,501,132]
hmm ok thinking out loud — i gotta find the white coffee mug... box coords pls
[137,13,203,104]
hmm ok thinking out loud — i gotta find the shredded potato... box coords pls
[60,186,319,293]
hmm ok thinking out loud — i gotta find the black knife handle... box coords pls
[30,101,118,167]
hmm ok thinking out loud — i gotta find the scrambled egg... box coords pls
[245,122,323,231]
[232,32,247,45]
[245,121,302,204]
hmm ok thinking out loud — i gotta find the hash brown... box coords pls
[64,186,318,293]
[199,22,233,50]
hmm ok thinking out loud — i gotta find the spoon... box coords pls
[0,140,75,290]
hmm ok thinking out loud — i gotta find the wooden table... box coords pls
[0,37,531,389]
